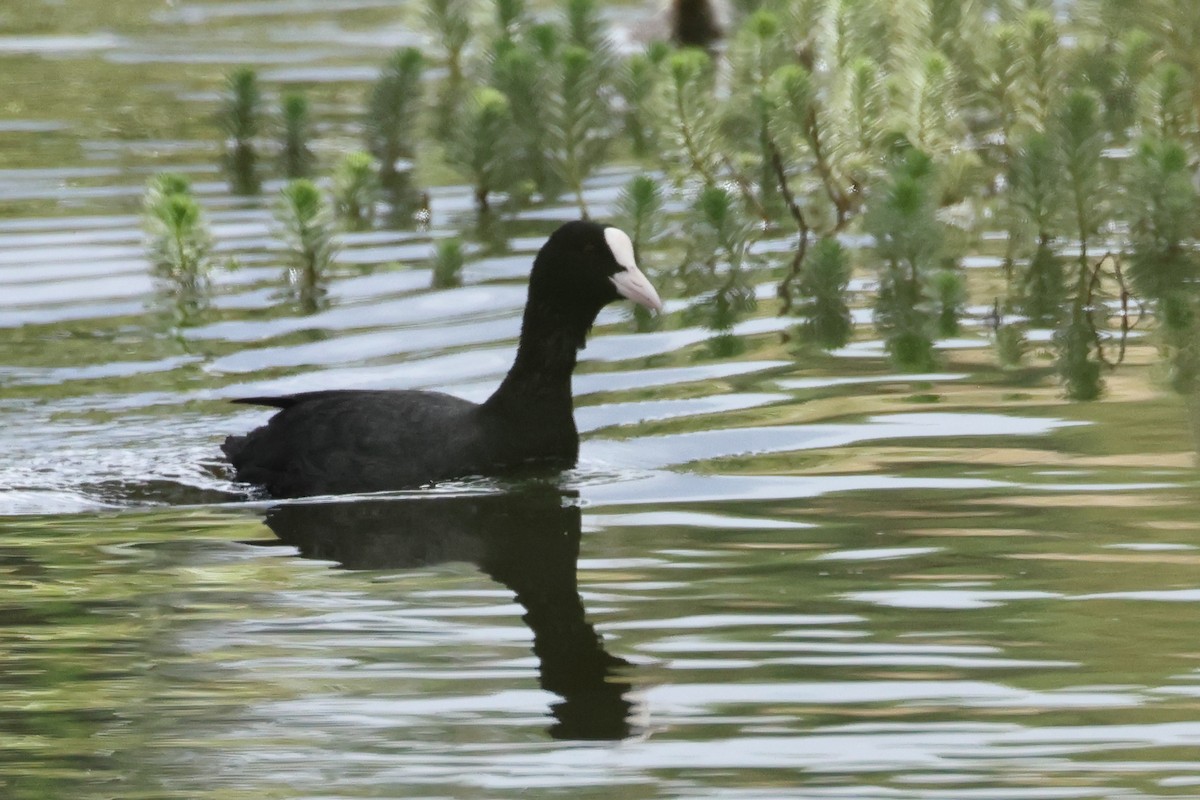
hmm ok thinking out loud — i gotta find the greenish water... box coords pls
[3,3,1200,798]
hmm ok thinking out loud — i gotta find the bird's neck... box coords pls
[484,298,593,420]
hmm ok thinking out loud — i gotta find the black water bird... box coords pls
[254,487,635,740]
[223,220,663,497]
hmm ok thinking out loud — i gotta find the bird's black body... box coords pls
[222,220,660,498]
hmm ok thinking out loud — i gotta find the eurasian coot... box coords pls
[222,220,663,497]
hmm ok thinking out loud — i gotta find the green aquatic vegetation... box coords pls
[1139,63,1194,149]
[796,237,854,350]
[993,318,1028,369]
[1125,138,1199,305]
[367,47,425,186]
[980,23,1024,165]
[663,49,721,187]
[279,92,314,179]
[1023,241,1066,326]
[1100,30,1157,138]
[616,174,666,265]
[332,151,380,229]
[618,44,668,159]
[166,0,1200,401]
[491,42,558,201]
[275,179,339,313]
[682,186,758,342]
[1019,9,1062,133]
[431,237,466,289]
[427,0,470,85]
[564,0,612,75]
[554,45,611,217]
[426,0,471,139]
[900,50,964,156]
[616,174,667,332]
[1057,302,1103,400]
[1124,137,1200,393]
[493,0,530,44]
[725,9,791,216]
[142,174,215,323]
[867,149,944,371]
[1007,132,1066,325]
[447,87,514,212]
[931,268,966,337]
[221,67,262,195]
[1056,89,1109,397]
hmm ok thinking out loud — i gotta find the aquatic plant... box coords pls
[332,151,380,229]
[867,149,944,371]
[428,0,470,79]
[426,0,472,139]
[275,179,339,313]
[1019,9,1062,133]
[280,92,314,179]
[1056,90,1108,400]
[930,268,966,337]
[491,41,557,201]
[564,0,611,71]
[615,174,665,265]
[221,68,262,194]
[446,87,514,213]
[172,0,1200,405]
[993,319,1028,369]
[431,237,465,289]
[1124,137,1200,393]
[618,44,669,159]
[367,47,425,186]
[554,45,611,216]
[143,174,215,323]
[616,174,667,331]
[683,186,758,350]
[1007,132,1065,326]
[795,237,853,350]
[493,0,530,44]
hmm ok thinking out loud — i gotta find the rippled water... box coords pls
[4,3,1200,799]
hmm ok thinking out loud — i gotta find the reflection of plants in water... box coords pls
[143,174,215,324]
[431,237,465,289]
[332,151,379,230]
[279,92,314,179]
[220,68,262,195]
[275,180,339,314]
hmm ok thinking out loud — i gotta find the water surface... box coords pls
[3,3,1200,799]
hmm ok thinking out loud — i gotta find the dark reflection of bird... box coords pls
[223,220,663,498]
[253,485,635,741]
